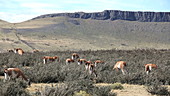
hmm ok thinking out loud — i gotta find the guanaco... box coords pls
[113,61,127,75]
[144,64,157,75]
[71,53,79,60]
[66,58,75,64]
[77,59,87,65]
[43,56,60,64]
[14,48,24,55]
[4,68,31,85]
[94,60,104,67]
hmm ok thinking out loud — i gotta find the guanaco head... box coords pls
[4,68,8,73]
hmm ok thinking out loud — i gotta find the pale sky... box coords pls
[0,0,169,23]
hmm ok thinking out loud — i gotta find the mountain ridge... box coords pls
[32,10,170,22]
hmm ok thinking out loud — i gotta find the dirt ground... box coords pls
[111,84,153,96]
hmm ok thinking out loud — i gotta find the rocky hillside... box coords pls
[0,10,170,52]
[32,10,170,22]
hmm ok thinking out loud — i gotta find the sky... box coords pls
[0,0,170,23]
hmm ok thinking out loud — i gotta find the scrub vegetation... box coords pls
[0,49,170,95]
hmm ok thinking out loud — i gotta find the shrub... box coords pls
[40,83,76,96]
[0,49,170,88]
[0,80,30,96]
[146,80,170,95]
[38,80,88,96]
[38,79,116,96]
[89,86,116,96]
[110,83,123,90]
[147,85,170,95]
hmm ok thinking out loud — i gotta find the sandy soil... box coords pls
[111,84,153,96]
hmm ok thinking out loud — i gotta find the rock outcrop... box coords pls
[32,10,170,22]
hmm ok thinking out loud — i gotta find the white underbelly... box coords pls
[117,63,121,69]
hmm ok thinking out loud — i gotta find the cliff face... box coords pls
[32,10,170,22]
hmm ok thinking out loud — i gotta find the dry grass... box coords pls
[26,83,58,93]
[1,17,170,52]
[14,17,62,29]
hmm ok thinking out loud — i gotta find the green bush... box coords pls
[89,86,115,96]
[110,83,123,90]
[42,84,77,96]
[146,80,170,95]
[38,79,116,96]
[0,49,170,95]
[147,85,170,95]
[0,80,30,96]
